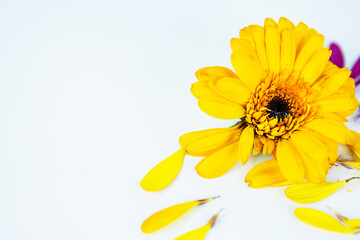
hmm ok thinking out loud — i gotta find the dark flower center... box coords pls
[266,96,291,120]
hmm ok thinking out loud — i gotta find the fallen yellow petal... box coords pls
[174,209,222,240]
[295,207,358,234]
[245,159,291,188]
[285,178,359,203]
[341,161,360,169]
[141,197,218,234]
[331,208,360,229]
[140,148,186,191]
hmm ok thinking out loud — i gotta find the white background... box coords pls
[0,0,360,239]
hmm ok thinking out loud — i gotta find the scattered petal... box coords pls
[341,161,360,169]
[285,178,359,203]
[140,148,186,191]
[174,209,222,240]
[330,208,360,229]
[295,208,358,234]
[141,197,218,234]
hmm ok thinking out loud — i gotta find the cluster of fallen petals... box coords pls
[140,17,360,238]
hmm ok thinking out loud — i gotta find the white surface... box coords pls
[0,0,360,239]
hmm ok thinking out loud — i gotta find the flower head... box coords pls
[190,17,358,183]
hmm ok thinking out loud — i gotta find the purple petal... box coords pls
[329,43,344,68]
[351,56,360,79]
[355,75,360,87]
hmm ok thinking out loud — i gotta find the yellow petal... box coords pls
[180,128,234,148]
[316,94,358,113]
[191,81,218,99]
[140,148,186,191]
[185,128,240,157]
[276,140,304,183]
[277,17,295,32]
[141,197,218,234]
[300,48,331,84]
[198,97,246,120]
[196,141,240,178]
[264,18,277,28]
[249,25,269,70]
[239,126,254,164]
[293,22,317,56]
[293,34,324,74]
[348,131,360,161]
[289,131,327,183]
[331,209,360,229]
[245,159,291,188]
[231,49,263,93]
[304,119,354,145]
[208,77,251,105]
[195,66,237,82]
[295,208,357,234]
[280,29,296,75]
[265,26,280,74]
[174,210,221,240]
[312,68,351,98]
[341,161,360,169]
[285,179,356,203]
[252,136,262,155]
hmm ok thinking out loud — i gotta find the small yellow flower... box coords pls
[189,17,358,183]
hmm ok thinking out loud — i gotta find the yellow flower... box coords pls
[189,17,358,183]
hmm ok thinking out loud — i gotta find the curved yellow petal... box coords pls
[285,180,349,203]
[295,208,357,234]
[208,77,251,105]
[278,17,295,32]
[195,66,237,82]
[174,210,221,240]
[265,26,280,74]
[140,148,186,191]
[191,81,218,99]
[331,209,360,229]
[231,50,263,93]
[186,128,240,157]
[293,34,324,74]
[264,18,277,28]
[293,22,317,56]
[280,29,296,76]
[245,159,291,188]
[316,94,358,113]
[289,131,327,183]
[198,97,246,120]
[239,125,254,164]
[312,68,351,98]
[196,141,240,178]
[300,47,331,84]
[141,197,217,234]
[276,140,304,183]
[180,128,234,148]
[304,119,354,145]
[249,25,269,70]
[341,161,360,169]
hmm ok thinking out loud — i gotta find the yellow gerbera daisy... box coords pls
[187,17,358,184]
